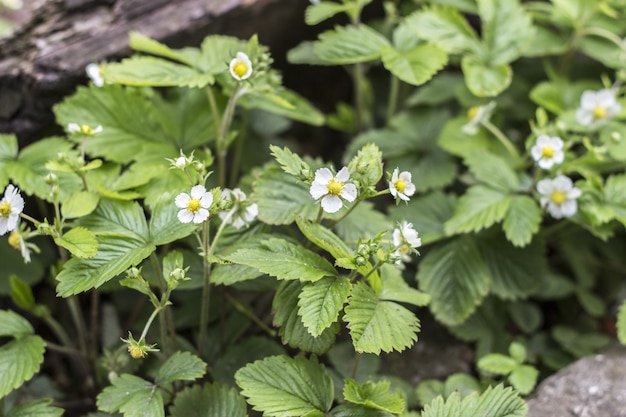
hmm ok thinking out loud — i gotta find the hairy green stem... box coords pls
[223,292,276,337]
[217,85,245,187]
[42,314,74,348]
[481,120,520,159]
[198,221,211,357]
[140,305,163,342]
[328,199,362,228]
[150,253,170,355]
[386,75,400,124]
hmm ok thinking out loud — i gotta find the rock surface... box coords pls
[527,346,626,417]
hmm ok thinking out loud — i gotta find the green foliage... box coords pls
[97,374,165,417]
[381,44,448,87]
[235,355,334,417]
[619,300,626,345]
[313,25,390,64]
[477,342,539,395]
[343,379,406,414]
[6,399,63,417]
[416,374,480,407]
[420,385,527,417]
[155,351,207,385]
[169,383,248,417]
[298,277,351,337]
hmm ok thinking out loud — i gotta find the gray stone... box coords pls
[527,346,626,417]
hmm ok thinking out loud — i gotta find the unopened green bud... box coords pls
[44,172,58,185]
[37,222,53,235]
[355,256,366,266]
[127,267,142,279]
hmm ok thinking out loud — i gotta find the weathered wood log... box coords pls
[0,0,308,144]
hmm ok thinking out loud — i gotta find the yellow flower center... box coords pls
[399,244,410,255]
[394,179,407,193]
[187,199,201,213]
[233,62,249,78]
[8,231,20,250]
[128,344,147,359]
[541,147,555,158]
[550,191,567,205]
[592,106,608,120]
[467,106,480,121]
[0,201,11,217]
[327,179,344,196]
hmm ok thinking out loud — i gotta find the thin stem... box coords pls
[42,314,74,348]
[89,290,99,360]
[386,75,400,124]
[198,221,211,357]
[481,120,520,159]
[351,352,362,379]
[578,27,626,55]
[328,199,362,228]
[45,341,82,357]
[150,253,172,355]
[140,305,163,342]
[205,86,222,141]
[223,292,276,337]
[19,213,40,226]
[229,110,249,188]
[217,85,245,187]
[67,296,89,358]
[361,260,383,282]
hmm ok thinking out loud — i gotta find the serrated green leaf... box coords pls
[212,233,276,286]
[61,191,100,219]
[445,186,512,234]
[503,196,542,247]
[224,238,336,282]
[330,404,394,417]
[6,399,63,417]
[54,227,98,259]
[415,380,444,407]
[296,217,353,261]
[477,353,518,375]
[381,44,447,87]
[56,199,154,296]
[240,89,325,126]
[461,56,512,97]
[464,150,518,192]
[443,374,481,398]
[298,277,351,337]
[273,281,339,354]
[0,309,34,337]
[461,384,527,417]
[379,265,430,307]
[401,6,480,54]
[253,167,319,225]
[420,393,462,417]
[343,379,405,414]
[314,25,390,64]
[479,235,546,299]
[197,35,248,74]
[508,301,542,333]
[0,335,46,398]
[0,133,18,188]
[155,351,206,386]
[508,365,538,395]
[305,2,348,25]
[344,282,420,354]
[235,355,334,417]
[103,56,214,87]
[477,0,534,65]
[618,300,626,345]
[270,145,310,178]
[129,32,196,67]
[169,383,248,417]
[416,237,490,326]
[148,194,197,246]
[97,374,164,417]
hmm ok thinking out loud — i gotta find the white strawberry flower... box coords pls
[229,52,253,81]
[175,185,213,224]
[67,123,103,136]
[0,184,24,235]
[389,168,416,202]
[309,167,357,213]
[86,63,104,87]
[392,221,421,263]
[537,175,581,219]
[531,135,564,169]
[575,88,621,126]
[219,188,258,229]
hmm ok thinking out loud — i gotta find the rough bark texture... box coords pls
[0,0,307,144]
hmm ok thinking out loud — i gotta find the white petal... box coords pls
[553,175,573,190]
[190,185,207,199]
[531,145,543,161]
[537,158,554,169]
[175,193,190,209]
[399,171,412,183]
[0,219,8,235]
[391,168,399,183]
[178,209,194,223]
[245,204,258,221]
[340,183,357,202]
[200,192,213,208]
[560,200,578,217]
[596,89,616,107]
[321,195,342,213]
[232,188,246,201]
[314,167,333,183]
[552,150,565,164]
[392,228,402,246]
[404,182,416,197]
[335,166,351,182]
[389,183,398,197]
[310,182,328,199]
[193,209,210,223]
[580,91,597,110]
[576,109,593,126]
[397,192,410,201]
[547,203,564,219]
[68,123,80,133]
[536,179,554,195]
[7,214,18,231]
[93,125,103,134]
[567,187,582,199]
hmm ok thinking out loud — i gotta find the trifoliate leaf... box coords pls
[56,199,155,296]
[273,281,339,354]
[298,276,351,337]
[503,196,542,247]
[344,282,420,354]
[253,166,319,225]
[509,365,539,395]
[97,374,164,417]
[296,217,353,261]
[479,234,546,299]
[477,353,518,375]
[155,351,207,386]
[129,32,196,67]
[416,237,490,326]
[618,300,626,345]
[477,0,534,65]
[54,227,98,259]
[400,6,480,54]
[305,2,348,25]
[103,56,214,87]
[61,191,100,219]
[343,379,405,414]
[461,56,512,97]
[314,25,390,64]
[6,399,63,417]
[0,133,18,188]
[381,44,447,86]
[464,150,518,192]
[235,355,334,417]
[224,237,337,282]
[0,309,34,337]
[169,383,247,417]
[0,335,46,398]
[444,186,512,235]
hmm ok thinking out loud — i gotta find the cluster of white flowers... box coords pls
[537,175,581,219]
[219,188,258,229]
[0,184,24,236]
[309,167,357,213]
[531,135,564,169]
[392,221,421,264]
[576,88,621,127]
[175,185,213,224]
[229,52,253,81]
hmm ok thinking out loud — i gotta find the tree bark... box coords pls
[0,0,307,144]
